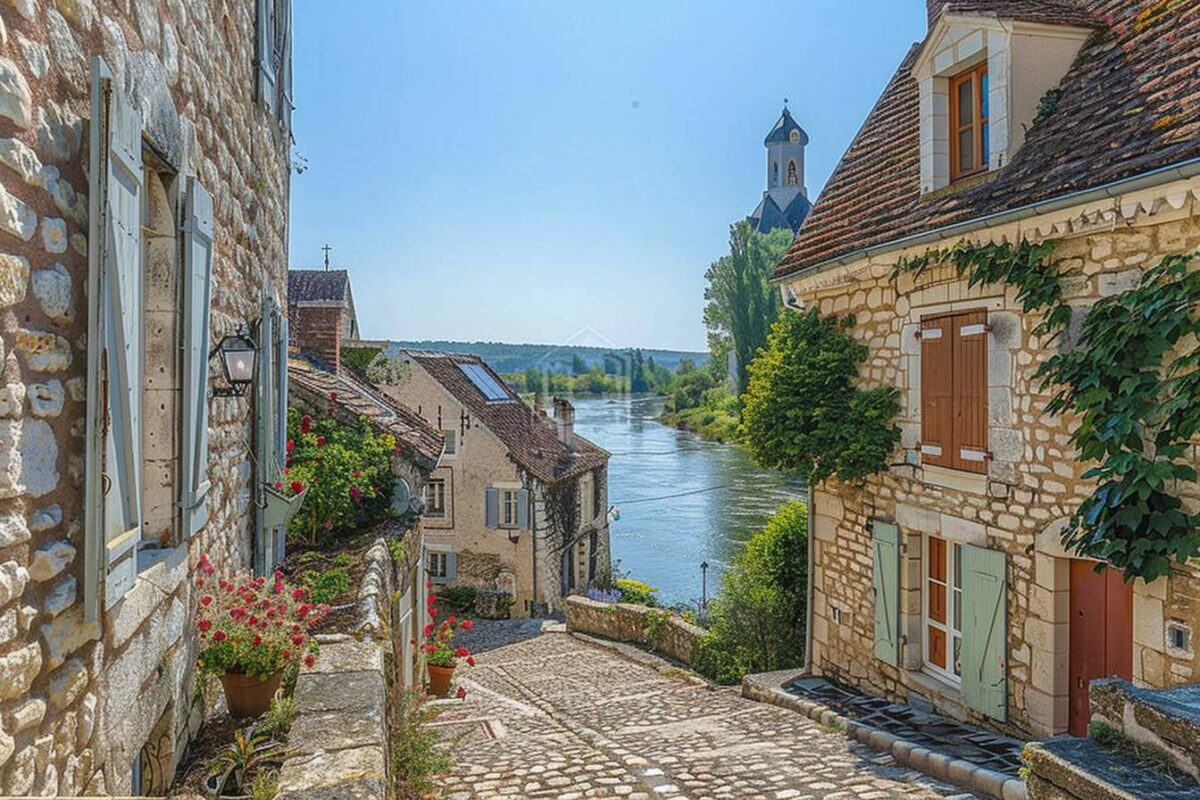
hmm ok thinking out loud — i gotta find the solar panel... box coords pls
[458,363,512,402]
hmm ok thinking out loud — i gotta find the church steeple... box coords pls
[747,102,812,235]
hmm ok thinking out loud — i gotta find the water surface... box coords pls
[572,395,806,607]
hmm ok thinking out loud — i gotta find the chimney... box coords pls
[927,0,946,28]
[552,397,575,448]
[293,305,343,373]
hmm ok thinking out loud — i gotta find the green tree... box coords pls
[741,308,901,484]
[524,366,544,395]
[703,222,793,395]
[571,354,588,375]
[693,501,808,684]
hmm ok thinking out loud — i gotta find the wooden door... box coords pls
[1068,561,1133,736]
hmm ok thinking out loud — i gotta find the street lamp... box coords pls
[701,561,709,611]
[210,332,257,397]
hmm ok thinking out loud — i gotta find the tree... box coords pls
[703,222,793,395]
[571,354,588,375]
[524,366,544,396]
[741,308,901,484]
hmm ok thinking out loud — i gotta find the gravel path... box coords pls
[427,621,971,799]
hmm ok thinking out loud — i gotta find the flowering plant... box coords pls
[194,554,331,680]
[421,585,475,669]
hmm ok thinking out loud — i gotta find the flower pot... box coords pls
[427,663,456,697]
[203,773,250,799]
[219,670,282,719]
[262,484,308,529]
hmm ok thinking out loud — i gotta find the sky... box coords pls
[289,1,926,352]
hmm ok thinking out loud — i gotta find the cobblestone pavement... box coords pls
[429,621,971,799]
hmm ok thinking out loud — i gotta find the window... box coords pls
[427,551,448,579]
[786,159,799,186]
[919,309,988,474]
[950,63,989,180]
[579,473,595,524]
[424,478,446,517]
[256,0,293,128]
[925,535,963,682]
[771,161,779,186]
[441,429,457,457]
[458,363,514,402]
[502,489,521,528]
[486,487,527,530]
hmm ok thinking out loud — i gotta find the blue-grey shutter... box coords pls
[445,552,457,581]
[517,489,530,529]
[872,520,901,667]
[962,545,1008,721]
[278,0,293,129]
[255,0,276,112]
[84,56,143,616]
[181,178,213,539]
[484,488,499,529]
[254,295,285,575]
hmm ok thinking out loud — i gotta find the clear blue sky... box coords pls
[290,1,925,352]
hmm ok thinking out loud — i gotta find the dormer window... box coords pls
[950,63,988,181]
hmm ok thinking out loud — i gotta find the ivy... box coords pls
[1037,255,1200,582]
[893,239,1071,335]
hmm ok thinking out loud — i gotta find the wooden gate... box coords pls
[1068,561,1133,736]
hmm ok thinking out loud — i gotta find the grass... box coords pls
[391,688,453,799]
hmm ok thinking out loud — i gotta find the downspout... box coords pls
[770,157,1200,285]
[529,478,538,617]
[803,481,816,674]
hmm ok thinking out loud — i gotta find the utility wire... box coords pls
[611,484,730,506]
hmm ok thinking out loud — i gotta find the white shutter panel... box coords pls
[84,56,143,616]
[255,0,277,112]
[181,178,214,538]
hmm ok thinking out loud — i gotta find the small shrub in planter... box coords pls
[195,554,331,718]
[207,724,291,798]
[422,585,475,698]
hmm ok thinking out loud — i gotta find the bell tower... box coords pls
[764,103,808,211]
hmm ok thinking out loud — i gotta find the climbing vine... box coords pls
[893,239,1071,335]
[893,239,1200,582]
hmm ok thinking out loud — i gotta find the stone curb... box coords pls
[568,631,710,687]
[741,673,1026,800]
[355,537,392,636]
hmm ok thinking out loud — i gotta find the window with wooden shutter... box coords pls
[962,545,1008,721]
[919,309,989,474]
[181,178,214,539]
[84,57,144,617]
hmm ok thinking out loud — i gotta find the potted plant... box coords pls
[205,723,291,798]
[421,587,475,697]
[195,554,330,718]
[263,478,308,530]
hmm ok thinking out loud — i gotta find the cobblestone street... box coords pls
[430,622,969,799]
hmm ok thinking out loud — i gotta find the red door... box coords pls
[1068,561,1133,736]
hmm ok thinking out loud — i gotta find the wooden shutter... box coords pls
[517,489,530,529]
[445,552,457,581]
[255,0,276,111]
[85,57,144,617]
[952,311,989,473]
[962,544,1008,721]
[255,295,288,575]
[872,520,901,666]
[919,316,953,468]
[275,314,289,470]
[181,178,214,539]
[278,0,293,129]
[484,488,499,528]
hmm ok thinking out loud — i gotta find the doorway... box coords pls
[1068,560,1132,736]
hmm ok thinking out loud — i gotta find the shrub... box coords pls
[286,407,397,545]
[261,696,296,740]
[615,578,659,607]
[390,688,453,798]
[438,585,478,614]
[298,568,351,604]
[693,501,808,684]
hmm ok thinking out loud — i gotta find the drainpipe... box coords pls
[803,481,816,674]
[529,479,538,617]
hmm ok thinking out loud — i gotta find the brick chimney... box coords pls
[291,305,343,373]
[927,0,946,28]
[552,397,575,448]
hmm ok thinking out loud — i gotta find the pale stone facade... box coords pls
[779,177,1200,739]
[0,0,293,794]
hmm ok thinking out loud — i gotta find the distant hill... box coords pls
[382,340,707,374]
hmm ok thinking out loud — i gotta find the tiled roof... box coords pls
[288,270,352,306]
[288,356,444,468]
[775,0,1200,279]
[749,192,812,235]
[407,351,609,484]
[938,0,1099,27]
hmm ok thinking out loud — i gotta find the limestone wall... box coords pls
[564,595,707,665]
[0,0,291,794]
[781,196,1200,739]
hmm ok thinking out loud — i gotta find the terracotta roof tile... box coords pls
[776,0,1200,279]
[407,351,609,484]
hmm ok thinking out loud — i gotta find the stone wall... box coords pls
[780,191,1200,739]
[0,0,291,794]
[564,595,707,666]
[291,305,344,372]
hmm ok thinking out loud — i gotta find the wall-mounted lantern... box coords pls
[210,332,257,397]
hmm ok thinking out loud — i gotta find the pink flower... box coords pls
[274,481,283,490]
[317,436,326,447]
[300,415,313,433]
[292,588,305,601]
[212,630,227,642]
[304,653,316,668]
[349,486,362,501]
[329,392,338,402]
[466,656,476,666]
[198,619,212,632]
[286,439,295,453]
[460,620,474,631]
[290,481,305,495]
[281,649,291,660]
[291,634,306,646]
[456,687,467,700]
[252,635,263,647]
[455,647,469,658]
[200,595,213,607]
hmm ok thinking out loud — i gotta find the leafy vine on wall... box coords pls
[893,239,1200,582]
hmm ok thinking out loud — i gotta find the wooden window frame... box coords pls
[424,478,446,517]
[924,535,964,684]
[500,489,520,529]
[949,62,989,182]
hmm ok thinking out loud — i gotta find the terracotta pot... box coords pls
[219,670,282,719]
[427,663,456,697]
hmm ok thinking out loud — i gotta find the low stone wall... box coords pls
[1088,679,1200,780]
[563,595,707,665]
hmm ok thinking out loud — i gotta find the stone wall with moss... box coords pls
[780,190,1200,740]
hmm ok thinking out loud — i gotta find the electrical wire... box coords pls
[610,483,730,506]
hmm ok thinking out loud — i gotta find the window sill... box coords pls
[919,464,988,495]
[907,667,965,704]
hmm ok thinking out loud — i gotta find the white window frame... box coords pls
[501,489,520,528]
[923,535,964,684]
[426,551,448,579]
[424,478,446,517]
[441,429,457,458]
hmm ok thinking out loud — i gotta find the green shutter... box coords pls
[181,178,214,539]
[446,552,457,581]
[484,488,499,529]
[872,520,901,666]
[962,544,1008,722]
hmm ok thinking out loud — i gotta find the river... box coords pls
[572,395,806,607]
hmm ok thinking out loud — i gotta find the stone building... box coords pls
[747,104,812,235]
[772,0,1200,740]
[376,349,611,616]
[287,268,359,372]
[0,0,304,794]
